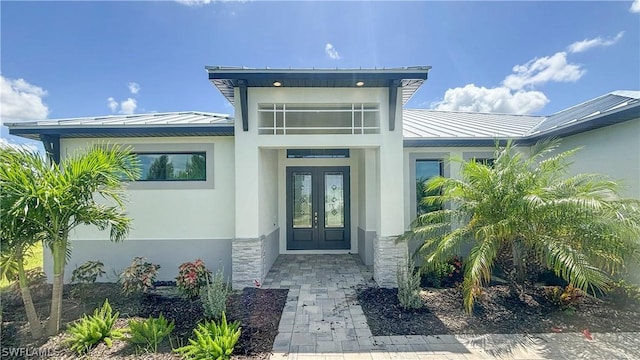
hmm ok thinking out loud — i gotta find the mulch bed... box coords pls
[1,283,287,360]
[358,285,640,336]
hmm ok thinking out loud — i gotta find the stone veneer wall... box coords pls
[373,235,408,288]
[232,237,264,289]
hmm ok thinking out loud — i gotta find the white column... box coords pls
[374,125,408,287]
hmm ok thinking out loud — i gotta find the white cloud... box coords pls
[503,52,585,90]
[433,84,549,114]
[128,82,141,94]
[175,0,247,5]
[175,0,213,5]
[0,75,49,124]
[107,97,118,113]
[567,31,625,53]
[120,98,137,115]
[434,45,592,114]
[107,97,137,115]
[325,43,341,60]
[631,0,640,13]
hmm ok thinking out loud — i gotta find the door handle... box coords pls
[314,212,318,228]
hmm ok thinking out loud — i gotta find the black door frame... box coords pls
[286,166,351,250]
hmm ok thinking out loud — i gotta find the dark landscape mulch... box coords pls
[1,283,287,360]
[358,285,640,336]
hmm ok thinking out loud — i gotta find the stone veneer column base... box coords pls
[232,237,265,290]
[373,235,408,288]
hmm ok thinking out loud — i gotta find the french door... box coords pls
[286,166,350,250]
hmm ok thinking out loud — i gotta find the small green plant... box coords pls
[65,299,124,354]
[71,260,106,284]
[397,259,423,310]
[119,257,161,295]
[421,256,464,288]
[174,312,241,360]
[71,260,106,298]
[200,267,230,320]
[545,285,584,311]
[176,259,212,298]
[127,314,175,353]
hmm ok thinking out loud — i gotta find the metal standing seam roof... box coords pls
[206,66,431,105]
[5,112,234,140]
[527,91,640,135]
[5,91,640,143]
[402,109,543,139]
[5,111,232,128]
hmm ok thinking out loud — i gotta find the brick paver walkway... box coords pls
[263,254,640,360]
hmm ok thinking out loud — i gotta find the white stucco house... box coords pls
[6,66,640,289]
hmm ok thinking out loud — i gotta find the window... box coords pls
[258,103,380,135]
[415,160,443,215]
[137,152,206,181]
[287,149,350,158]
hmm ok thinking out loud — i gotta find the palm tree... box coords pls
[0,148,46,338]
[0,144,140,336]
[401,139,640,313]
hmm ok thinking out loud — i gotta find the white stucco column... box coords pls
[374,106,408,287]
[231,95,266,289]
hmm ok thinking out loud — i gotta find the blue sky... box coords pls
[1,1,639,146]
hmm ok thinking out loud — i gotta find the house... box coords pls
[6,67,640,289]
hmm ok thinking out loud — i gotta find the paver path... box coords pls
[263,254,640,359]
[262,254,377,355]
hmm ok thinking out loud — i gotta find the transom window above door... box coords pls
[258,103,380,135]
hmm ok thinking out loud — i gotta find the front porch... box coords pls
[230,146,409,290]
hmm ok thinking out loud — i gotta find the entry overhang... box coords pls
[206,66,431,132]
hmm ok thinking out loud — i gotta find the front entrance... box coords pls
[286,166,350,250]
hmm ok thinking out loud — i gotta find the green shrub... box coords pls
[119,257,161,295]
[66,299,124,354]
[176,259,212,298]
[397,259,423,310]
[421,256,464,288]
[71,260,106,284]
[71,260,106,298]
[200,267,229,321]
[174,312,241,360]
[127,314,175,353]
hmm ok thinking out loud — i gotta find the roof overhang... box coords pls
[8,125,234,141]
[206,66,431,104]
[206,66,431,132]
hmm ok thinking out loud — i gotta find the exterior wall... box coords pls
[556,118,640,199]
[52,136,235,282]
[557,118,640,286]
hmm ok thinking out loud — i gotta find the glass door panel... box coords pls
[324,173,344,228]
[292,172,312,228]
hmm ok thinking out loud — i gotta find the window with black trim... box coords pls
[415,160,443,215]
[137,152,206,181]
